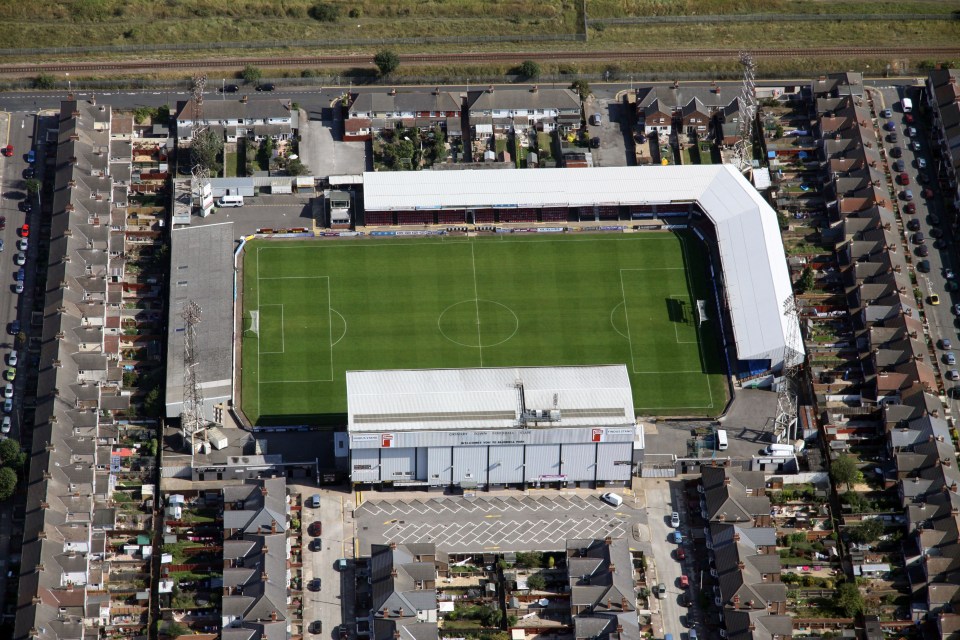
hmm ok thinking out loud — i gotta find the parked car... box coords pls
[904,202,916,215]
[589,137,600,148]
[906,126,917,137]
[7,351,16,367]
[944,269,955,280]
[0,145,12,157]
[899,172,909,185]
[912,232,925,245]
[656,583,666,597]
[902,189,914,201]
[1,417,10,433]
[310,538,322,552]
[308,521,322,536]
[221,84,240,93]
[880,108,892,118]
[917,158,927,169]
[257,83,275,92]
[923,188,935,199]
[929,294,940,305]
[14,253,25,266]
[917,259,930,273]
[4,384,13,399]
[591,113,602,126]
[19,224,28,238]
[679,575,690,588]
[883,120,896,131]
[892,159,905,172]
[907,219,920,231]
[309,620,323,634]
[949,370,960,381]
[929,214,941,225]
[911,141,921,151]
[17,239,27,252]
[930,228,943,238]
[4,368,15,382]
[916,245,929,257]
[953,303,960,316]
[676,547,686,561]
[601,492,623,507]
[22,167,34,179]
[670,512,680,528]
[945,352,956,366]
[26,149,35,163]
[308,578,321,591]
[3,399,11,414]
[890,146,902,158]
[672,530,683,544]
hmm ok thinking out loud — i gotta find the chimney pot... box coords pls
[604,536,612,546]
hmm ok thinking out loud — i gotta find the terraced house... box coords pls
[14,99,137,640]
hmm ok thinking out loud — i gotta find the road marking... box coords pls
[484,514,501,518]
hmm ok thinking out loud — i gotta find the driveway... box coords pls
[585,97,631,167]
[299,109,367,178]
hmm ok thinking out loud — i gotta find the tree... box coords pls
[519,60,541,80]
[309,2,340,21]
[285,158,309,176]
[836,582,864,617]
[526,573,546,591]
[797,266,815,292]
[848,518,884,544]
[0,467,16,502]
[830,455,862,490]
[34,74,55,90]
[0,439,24,471]
[24,179,41,195]
[374,50,400,77]
[547,555,555,569]
[515,551,544,568]
[570,80,592,98]
[190,129,224,175]
[241,64,262,85]
[257,137,275,171]
[143,387,162,417]
[164,621,190,638]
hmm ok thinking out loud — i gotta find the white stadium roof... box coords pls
[363,166,803,370]
[347,365,636,433]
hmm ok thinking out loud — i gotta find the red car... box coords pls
[922,188,934,199]
[904,113,914,124]
[679,575,690,588]
[307,520,322,537]
[0,145,12,157]
[676,547,686,561]
[899,172,909,185]
[904,202,917,215]
[19,224,29,238]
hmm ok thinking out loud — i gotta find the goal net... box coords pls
[245,310,260,337]
[696,300,708,326]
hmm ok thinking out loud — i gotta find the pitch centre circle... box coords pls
[438,299,519,348]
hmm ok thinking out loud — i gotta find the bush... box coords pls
[374,50,400,76]
[309,2,340,22]
[241,65,262,85]
[0,439,24,470]
[0,467,16,502]
[518,60,541,80]
[34,74,56,90]
[526,573,546,591]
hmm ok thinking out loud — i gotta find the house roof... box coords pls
[467,88,580,113]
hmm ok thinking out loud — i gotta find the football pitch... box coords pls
[240,233,727,425]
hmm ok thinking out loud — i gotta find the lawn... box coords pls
[240,233,727,425]
[224,151,239,177]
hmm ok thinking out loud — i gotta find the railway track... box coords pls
[1,46,958,75]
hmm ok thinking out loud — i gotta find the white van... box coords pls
[901,97,913,113]
[601,492,623,507]
[764,444,796,456]
[217,194,244,208]
[716,429,728,451]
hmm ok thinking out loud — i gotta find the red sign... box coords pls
[381,433,394,448]
[591,428,603,443]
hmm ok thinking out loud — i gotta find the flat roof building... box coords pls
[347,365,641,489]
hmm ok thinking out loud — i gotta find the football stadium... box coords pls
[235,165,801,428]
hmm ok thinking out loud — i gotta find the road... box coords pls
[641,479,692,640]
[871,85,959,401]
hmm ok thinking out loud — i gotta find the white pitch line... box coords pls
[470,242,483,367]
[619,270,638,374]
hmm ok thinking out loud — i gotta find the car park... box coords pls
[670,512,680,527]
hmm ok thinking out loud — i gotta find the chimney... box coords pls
[261,571,268,582]
[241,95,249,104]
[271,520,276,534]
[737,561,745,571]
[271,610,277,622]
[383,607,389,618]
[261,485,268,496]
[90,94,96,106]
[952,482,958,493]
[531,85,538,93]
[389,88,397,96]
[604,536,612,546]
[621,596,628,610]
[433,86,440,95]
[734,595,740,610]
[608,563,616,574]
[724,477,731,486]
[390,541,397,550]
[398,607,405,617]
[488,85,494,93]
[607,597,612,610]
[391,568,398,578]
[733,533,741,542]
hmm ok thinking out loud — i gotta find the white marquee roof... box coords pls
[363,166,802,369]
[347,365,635,433]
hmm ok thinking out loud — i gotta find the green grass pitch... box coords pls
[240,232,727,425]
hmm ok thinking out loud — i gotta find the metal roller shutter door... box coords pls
[453,446,488,486]
[524,444,560,482]
[561,443,597,482]
[351,448,380,483]
[488,445,524,485]
[381,447,416,481]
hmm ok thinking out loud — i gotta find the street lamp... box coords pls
[65,73,70,94]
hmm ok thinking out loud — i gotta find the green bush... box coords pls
[309,2,340,22]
